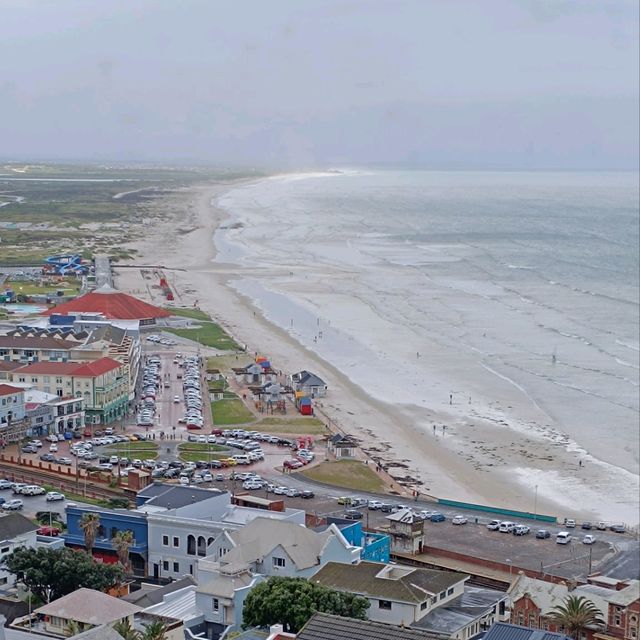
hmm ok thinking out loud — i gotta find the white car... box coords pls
[582,534,596,545]
[46,491,65,502]
[173,395,181,403]
[368,500,384,510]
[487,519,501,530]
[2,499,23,510]
[179,476,190,486]
[452,515,468,525]
[49,444,58,452]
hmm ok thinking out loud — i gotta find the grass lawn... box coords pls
[105,443,158,459]
[178,443,227,453]
[165,307,210,321]
[165,321,239,351]
[211,398,255,425]
[301,460,386,493]
[105,441,159,452]
[253,417,327,435]
[208,378,228,392]
[42,485,110,508]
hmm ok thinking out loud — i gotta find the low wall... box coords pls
[437,498,557,523]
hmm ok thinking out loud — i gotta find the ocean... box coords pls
[215,170,640,517]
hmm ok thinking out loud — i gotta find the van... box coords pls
[499,521,516,533]
[232,455,251,465]
[556,531,572,544]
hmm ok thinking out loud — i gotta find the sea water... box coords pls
[215,170,639,505]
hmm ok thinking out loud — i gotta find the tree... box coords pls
[242,577,369,633]
[2,546,123,604]
[113,619,138,640]
[79,512,101,555]
[549,595,605,639]
[140,620,167,640]
[112,530,134,574]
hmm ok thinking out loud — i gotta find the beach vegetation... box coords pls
[301,460,386,493]
[211,394,255,425]
[165,306,210,321]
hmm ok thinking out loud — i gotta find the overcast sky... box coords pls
[1,0,638,168]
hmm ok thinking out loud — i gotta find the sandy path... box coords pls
[114,183,638,525]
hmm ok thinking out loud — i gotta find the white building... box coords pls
[0,513,39,592]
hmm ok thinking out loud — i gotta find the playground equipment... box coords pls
[43,255,88,276]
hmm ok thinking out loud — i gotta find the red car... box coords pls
[37,526,61,536]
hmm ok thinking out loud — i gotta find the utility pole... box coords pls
[533,484,538,520]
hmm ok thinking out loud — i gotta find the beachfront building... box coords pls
[23,389,85,435]
[328,433,358,459]
[0,384,29,443]
[289,370,327,398]
[377,508,427,555]
[9,358,128,425]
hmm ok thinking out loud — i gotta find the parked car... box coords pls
[581,521,593,530]
[582,534,596,545]
[368,500,384,510]
[487,519,501,531]
[564,519,576,528]
[610,524,626,533]
[380,503,396,513]
[343,510,364,520]
[499,521,516,533]
[452,515,468,525]
[2,499,24,510]
[430,512,446,522]
[37,526,61,536]
[513,525,530,536]
[535,529,551,539]
[46,492,65,502]
[0,480,11,490]
[300,490,315,499]
[56,457,72,465]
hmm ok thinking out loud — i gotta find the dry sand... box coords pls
[114,182,637,525]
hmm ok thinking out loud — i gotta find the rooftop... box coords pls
[311,561,468,605]
[34,588,141,625]
[0,384,23,397]
[297,612,447,640]
[0,513,38,540]
[483,622,571,640]
[42,286,170,321]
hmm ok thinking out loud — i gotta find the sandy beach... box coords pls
[114,180,639,526]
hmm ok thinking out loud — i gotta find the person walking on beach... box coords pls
[433,424,436,434]
[449,393,453,405]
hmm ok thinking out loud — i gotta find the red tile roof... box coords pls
[42,286,170,320]
[0,384,23,397]
[71,357,121,377]
[14,357,121,378]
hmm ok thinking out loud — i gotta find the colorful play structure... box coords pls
[43,254,88,275]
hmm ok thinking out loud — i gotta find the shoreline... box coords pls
[114,177,639,526]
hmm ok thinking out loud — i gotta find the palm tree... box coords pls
[140,620,166,640]
[79,513,101,556]
[549,595,605,639]
[113,619,138,640]
[112,530,134,574]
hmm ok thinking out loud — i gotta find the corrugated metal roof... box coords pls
[483,622,571,640]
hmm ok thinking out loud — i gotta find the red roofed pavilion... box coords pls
[42,285,170,322]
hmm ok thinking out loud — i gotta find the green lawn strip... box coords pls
[41,485,109,508]
[104,445,158,460]
[208,378,228,392]
[165,323,239,350]
[104,441,159,451]
[252,417,326,435]
[301,460,386,493]
[178,443,227,453]
[211,399,255,425]
[165,307,211,321]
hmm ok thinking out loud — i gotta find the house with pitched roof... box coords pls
[311,561,469,627]
[377,507,427,554]
[0,513,39,591]
[203,517,361,579]
[289,371,327,398]
[0,384,28,443]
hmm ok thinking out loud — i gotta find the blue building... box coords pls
[64,504,149,575]
[327,518,390,563]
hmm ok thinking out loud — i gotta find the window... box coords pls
[439,591,446,600]
[173,562,179,572]
[173,536,179,547]
[0,547,9,554]
[420,601,428,610]
[162,535,169,546]
[49,616,64,627]
[56,377,62,384]
[187,535,196,555]
[111,527,118,539]
[212,598,219,612]
[378,600,392,610]
[447,587,454,596]
[272,557,286,568]
[162,561,169,571]
[197,536,206,557]
[31,377,38,383]
[614,606,623,626]
[528,613,536,627]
